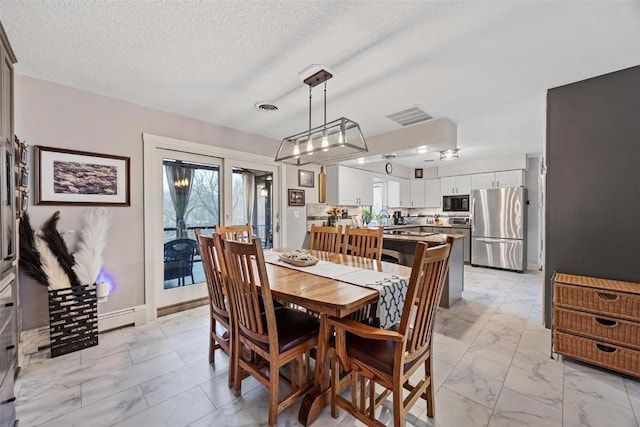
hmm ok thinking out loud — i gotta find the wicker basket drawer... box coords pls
[553,331,640,377]
[554,307,640,349]
[553,283,640,320]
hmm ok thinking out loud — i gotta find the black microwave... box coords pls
[443,195,469,212]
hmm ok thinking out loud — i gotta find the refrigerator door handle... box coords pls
[475,238,505,243]
[471,197,475,233]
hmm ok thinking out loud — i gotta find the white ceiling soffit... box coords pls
[2,1,640,165]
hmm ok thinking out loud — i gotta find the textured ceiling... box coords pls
[1,1,640,167]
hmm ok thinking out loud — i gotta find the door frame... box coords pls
[143,133,283,322]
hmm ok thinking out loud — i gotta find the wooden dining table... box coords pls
[264,249,412,426]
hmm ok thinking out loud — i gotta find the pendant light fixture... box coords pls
[275,67,368,166]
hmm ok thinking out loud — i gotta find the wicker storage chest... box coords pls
[553,273,640,377]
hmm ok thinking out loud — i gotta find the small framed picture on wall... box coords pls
[414,168,423,179]
[288,189,305,206]
[298,170,314,188]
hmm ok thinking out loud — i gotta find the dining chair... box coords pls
[213,234,320,427]
[215,223,252,242]
[342,226,383,262]
[194,229,233,386]
[163,238,199,286]
[329,239,453,427]
[308,224,343,253]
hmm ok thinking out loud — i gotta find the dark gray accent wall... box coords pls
[545,65,640,326]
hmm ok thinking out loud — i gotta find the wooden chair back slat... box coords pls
[215,223,253,242]
[342,226,383,261]
[309,224,343,253]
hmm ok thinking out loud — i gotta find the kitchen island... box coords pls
[302,227,464,308]
[381,231,464,308]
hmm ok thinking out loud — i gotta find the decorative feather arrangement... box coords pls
[34,234,71,290]
[73,208,110,285]
[40,211,81,287]
[18,213,48,287]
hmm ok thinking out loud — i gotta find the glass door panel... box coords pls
[228,163,277,249]
[163,159,220,289]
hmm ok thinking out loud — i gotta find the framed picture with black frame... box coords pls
[35,146,130,206]
[414,168,423,179]
[288,189,305,206]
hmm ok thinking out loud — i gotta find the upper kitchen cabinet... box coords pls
[441,175,471,196]
[425,178,441,208]
[409,180,425,207]
[387,179,399,207]
[472,170,523,189]
[388,178,411,207]
[399,178,410,207]
[326,165,373,206]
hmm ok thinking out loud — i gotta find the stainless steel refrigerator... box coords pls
[471,187,527,272]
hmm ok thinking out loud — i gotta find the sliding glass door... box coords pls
[156,150,222,308]
[144,134,281,317]
[163,158,220,289]
[231,167,274,248]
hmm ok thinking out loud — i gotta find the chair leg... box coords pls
[268,362,279,427]
[232,338,242,397]
[209,318,216,364]
[425,356,435,418]
[331,354,339,418]
[393,381,404,427]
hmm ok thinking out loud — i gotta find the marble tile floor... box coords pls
[16,266,640,427]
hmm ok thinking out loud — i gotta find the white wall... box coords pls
[16,75,280,329]
[525,156,541,268]
[284,163,322,249]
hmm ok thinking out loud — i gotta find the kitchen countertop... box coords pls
[384,223,471,229]
[382,233,465,243]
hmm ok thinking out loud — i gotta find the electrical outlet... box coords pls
[293,210,300,219]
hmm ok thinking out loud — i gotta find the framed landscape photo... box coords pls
[35,146,131,206]
[288,189,305,206]
[298,169,314,188]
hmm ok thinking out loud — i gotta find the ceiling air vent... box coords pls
[385,105,432,126]
[381,154,397,160]
[254,101,278,112]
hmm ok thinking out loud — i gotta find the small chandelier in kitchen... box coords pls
[275,68,368,166]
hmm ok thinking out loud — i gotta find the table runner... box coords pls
[263,251,408,328]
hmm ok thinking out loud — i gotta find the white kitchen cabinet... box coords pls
[472,170,523,189]
[441,175,471,195]
[425,178,441,208]
[387,179,400,207]
[326,165,373,206]
[495,170,523,188]
[409,180,426,207]
[358,170,373,205]
[399,178,411,207]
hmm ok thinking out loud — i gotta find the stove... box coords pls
[448,217,470,226]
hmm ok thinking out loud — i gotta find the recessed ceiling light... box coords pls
[416,146,430,154]
[356,158,366,164]
[440,149,460,161]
